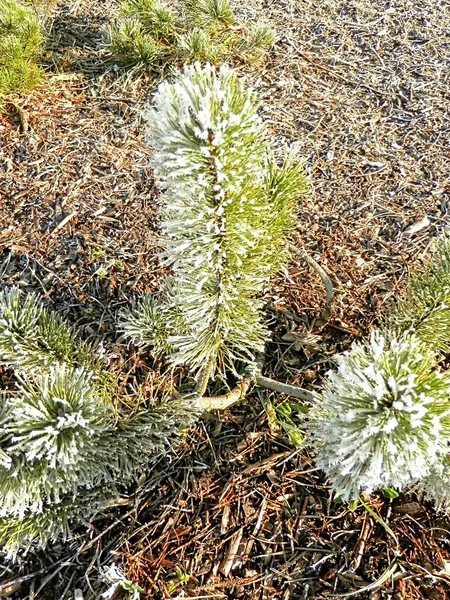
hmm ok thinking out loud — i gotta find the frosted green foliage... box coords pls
[0,287,100,372]
[0,365,111,519]
[0,288,202,552]
[311,333,450,501]
[119,293,186,356]
[0,363,201,551]
[108,0,274,70]
[0,0,43,106]
[110,396,201,474]
[0,487,116,554]
[418,456,450,514]
[144,63,306,374]
[387,234,450,355]
[6,366,106,469]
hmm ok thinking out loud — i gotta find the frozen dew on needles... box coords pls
[311,332,450,501]
[130,62,306,376]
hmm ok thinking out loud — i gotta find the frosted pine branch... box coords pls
[0,287,101,372]
[386,234,450,355]
[0,288,202,552]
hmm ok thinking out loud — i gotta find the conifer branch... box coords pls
[142,62,307,376]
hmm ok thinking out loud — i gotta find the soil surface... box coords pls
[1,0,450,598]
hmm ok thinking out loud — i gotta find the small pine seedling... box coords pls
[310,332,450,501]
[120,63,307,377]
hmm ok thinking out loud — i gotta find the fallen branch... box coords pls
[255,374,316,402]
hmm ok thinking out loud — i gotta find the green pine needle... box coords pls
[386,234,450,355]
[237,21,275,63]
[178,27,221,62]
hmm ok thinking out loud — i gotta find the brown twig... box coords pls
[255,374,316,402]
[289,241,334,325]
[352,511,373,571]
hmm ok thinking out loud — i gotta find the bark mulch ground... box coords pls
[1,0,450,597]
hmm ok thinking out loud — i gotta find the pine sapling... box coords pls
[121,62,307,383]
[0,288,200,553]
[310,332,450,501]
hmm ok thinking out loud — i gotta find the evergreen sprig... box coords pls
[386,234,450,355]
[311,333,450,501]
[0,287,101,372]
[0,487,116,553]
[119,293,184,356]
[128,63,306,375]
[0,287,201,552]
[0,363,200,550]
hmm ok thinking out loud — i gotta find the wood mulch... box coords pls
[1,0,450,598]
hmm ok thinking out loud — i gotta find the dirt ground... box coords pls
[1,0,450,598]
